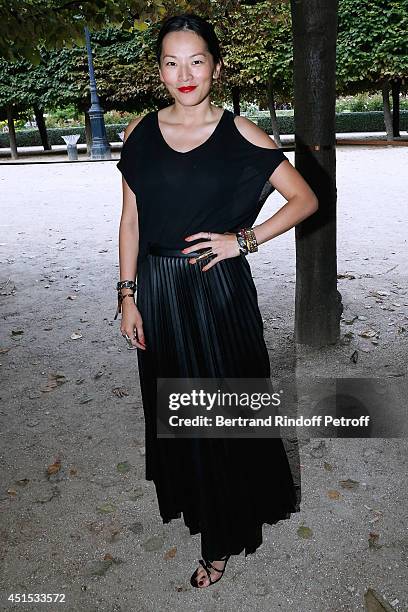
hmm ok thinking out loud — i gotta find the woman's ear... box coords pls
[213,60,223,80]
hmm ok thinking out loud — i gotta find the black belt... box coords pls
[148,244,207,258]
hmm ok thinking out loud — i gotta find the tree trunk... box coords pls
[382,81,393,140]
[291,0,341,347]
[7,106,18,160]
[33,104,51,150]
[266,72,282,147]
[84,110,92,155]
[232,86,240,116]
[391,77,401,138]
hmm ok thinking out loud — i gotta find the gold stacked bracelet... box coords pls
[236,227,258,255]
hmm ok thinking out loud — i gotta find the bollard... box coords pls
[67,143,78,161]
[61,134,81,161]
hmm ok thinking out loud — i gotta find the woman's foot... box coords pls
[190,555,230,588]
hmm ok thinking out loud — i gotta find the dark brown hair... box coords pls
[155,13,223,71]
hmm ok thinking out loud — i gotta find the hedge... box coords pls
[1,111,407,148]
[0,123,126,148]
[256,110,408,134]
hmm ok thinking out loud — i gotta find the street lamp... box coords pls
[84,26,111,160]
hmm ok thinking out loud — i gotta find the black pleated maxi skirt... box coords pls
[135,244,300,559]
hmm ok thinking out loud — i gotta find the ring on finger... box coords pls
[195,248,214,262]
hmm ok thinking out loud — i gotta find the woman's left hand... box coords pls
[181,231,241,272]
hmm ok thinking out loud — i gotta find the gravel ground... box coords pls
[0,146,407,612]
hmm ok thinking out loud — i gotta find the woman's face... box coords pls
[158,30,221,105]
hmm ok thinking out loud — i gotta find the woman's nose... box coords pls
[178,65,192,81]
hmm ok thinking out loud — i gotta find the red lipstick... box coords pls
[178,86,197,93]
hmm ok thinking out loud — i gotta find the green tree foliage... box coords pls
[220,1,292,101]
[0,46,87,121]
[0,0,233,62]
[0,0,168,62]
[336,0,408,94]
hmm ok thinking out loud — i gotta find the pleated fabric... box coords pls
[135,246,300,559]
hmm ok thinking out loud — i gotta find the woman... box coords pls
[115,13,318,589]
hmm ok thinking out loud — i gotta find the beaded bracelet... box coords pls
[114,280,137,320]
[117,280,137,292]
[236,232,249,255]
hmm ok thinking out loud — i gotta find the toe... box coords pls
[196,567,209,587]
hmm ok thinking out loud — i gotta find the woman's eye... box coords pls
[166,60,204,66]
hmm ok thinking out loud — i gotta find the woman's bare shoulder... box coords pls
[123,114,149,141]
[233,114,279,150]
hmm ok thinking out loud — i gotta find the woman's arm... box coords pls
[117,116,147,350]
[118,117,144,292]
[182,115,319,273]
[233,116,319,246]
[118,178,139,290]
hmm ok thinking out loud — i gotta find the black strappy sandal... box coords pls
[190,554,231,588]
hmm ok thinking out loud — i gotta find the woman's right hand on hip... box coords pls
[120,303,146,350]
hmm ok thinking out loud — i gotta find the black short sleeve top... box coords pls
[117,108,288,265]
